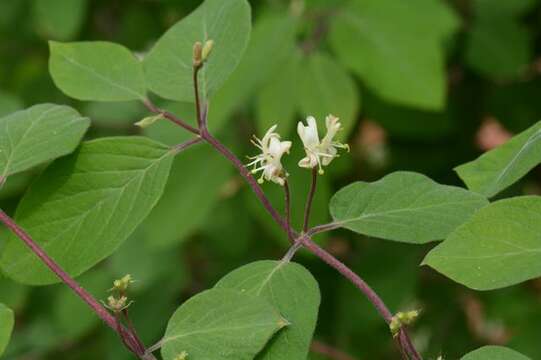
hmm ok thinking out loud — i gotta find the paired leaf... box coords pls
[329,0,459,110]
[330,171,489,244]
[461,345,530,360]
[423,196,541,290]
[0,137,173,285]
[161,288,287,360]
[0,303,14,357]
[298,53,359,140]
[0,104,89,180]
[216,261,320,359]
[143,0,251,102]
[49,41,146,101]
[455,121,541,198]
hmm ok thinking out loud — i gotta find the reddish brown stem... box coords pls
[0,210,148,358]
[303,167,318,232]
[283,180,294,243]
[310,340,357,360]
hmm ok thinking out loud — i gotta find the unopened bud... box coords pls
[105,295,130,313]
[202,40,214,61]
[389,310,420,337]
[135,115,163,128]
[111,274,134,293]
[174,351,189,360]
[193,41,203,67]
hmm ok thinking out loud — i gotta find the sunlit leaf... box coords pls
[461,345,530,360]
[0,303,14,356]
[423,196,541,290]
[161,288,287,360]
[216,260,320,359]
[330,171,489,244]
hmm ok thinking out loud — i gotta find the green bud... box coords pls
[202,39,214,62]
[174,351,188,360]
[193,41,203,67]
[134,114,163,128]
[389,309,420,337]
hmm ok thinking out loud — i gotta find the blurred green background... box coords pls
[1,0,541,359]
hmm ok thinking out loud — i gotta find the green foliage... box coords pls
[143,0,251,102]
[461,345,530,360]
[329,0,459,110]
[161,288,287,360]
[0,137,173,285]
[330,171,488,244]
[49,41,146,101]
[216,261,320,359]
[0,104,89,179]
[33,0,87,41]
[455,121,541,198]
[423,196,541,290]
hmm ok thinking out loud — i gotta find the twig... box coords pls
[283,180,294,243]
[172,137,203,154]
[308,222,342,236]
[303,167,318,232]
[0,210,150,358]
[142,99,199,135]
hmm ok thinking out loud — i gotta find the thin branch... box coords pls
[172,137,203,154]
[193,65,205,129]
[310,340,357,360]
[0,210,149,358]
[143,99,199,135]
[308,222,342,236]
[122,309,146,355]
[283,180,294,243]
[303,167,318,232]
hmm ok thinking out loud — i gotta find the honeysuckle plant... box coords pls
[0,0,540,360]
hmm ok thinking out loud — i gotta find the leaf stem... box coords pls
[143,99,199,135]
[307,222,342,236]
[172,137,203,154]
[0,209,152,359]
[303,167,318,232]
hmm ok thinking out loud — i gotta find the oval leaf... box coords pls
[161,288,287,360]
[216,260,320,360]
[0,137,173,285]
[0,104,89,180]
[423,196,541,290]
[144,0,251,102]
[49,41,146,101]
[330,171,489,244]
[0,303,14,356]
[455,121,541,198]
[461,345,530,360]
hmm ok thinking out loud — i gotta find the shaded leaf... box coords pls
[455,121,541,198]
[330,171,489,244]
[461,345,530,360]
[0,137,173,285]
[216,260,320,360]
[423,196,541,290]
[49,41,146,101]
[161,288,287,360]
[0,104,89,179]
[143,0,251,102]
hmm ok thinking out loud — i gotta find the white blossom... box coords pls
[297,114,349,173]
[247,125,291,186]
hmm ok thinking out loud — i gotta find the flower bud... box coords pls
[135,115,163,128]
[202,39,214,62]
[193,41,203,67]
[174,351,188,360]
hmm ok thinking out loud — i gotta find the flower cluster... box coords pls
[247,115,349,185]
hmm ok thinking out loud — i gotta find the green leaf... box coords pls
[330,171,489,244]
[423,196,541,290]
[465,20,531,80]
[455,121,541,198]
[0,104,90,180]
[0,137,173,285]
[329,0,459,110]
[33,0,87,40]
[143,0,251,102]
[298,53,359,140]
[161,288,287,360]
[216,261,320,360]
[461,345,530,360]
[49,41,146,101]
[0,303,14,356]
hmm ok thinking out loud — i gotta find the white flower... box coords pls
[247,125,291,186]
[297,114,349,174]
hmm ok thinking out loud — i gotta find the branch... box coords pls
[303,168,318,232]
[0,210,152,359]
